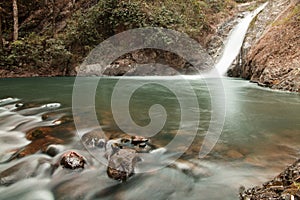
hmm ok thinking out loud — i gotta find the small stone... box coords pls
[96,139,106,148]
[138,143,147,148]
[46,145,62,157]
[60,151,85,170]
[15,103,23,108]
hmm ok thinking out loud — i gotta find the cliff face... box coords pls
[231,1,300,92]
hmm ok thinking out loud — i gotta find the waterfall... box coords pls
[214,2,268,76]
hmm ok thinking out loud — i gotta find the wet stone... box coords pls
[131,136,149,145]
[107,149,140,182]
[119,136,154,153]
[60,151,85,170]
[81,130,106,149]
[46,145,63,157]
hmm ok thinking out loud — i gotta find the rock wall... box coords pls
[229,0,300,92]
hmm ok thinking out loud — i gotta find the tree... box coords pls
[12,0,18,41]
[0,7,3,50]
[0,6,7,50]
[50,0,56,37]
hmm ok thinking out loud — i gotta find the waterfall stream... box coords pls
[215,2,268,76]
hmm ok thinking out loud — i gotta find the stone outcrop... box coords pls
[229,0,300,92]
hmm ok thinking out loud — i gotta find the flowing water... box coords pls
[215,2,268,75]
[0,3,299,200]
[0,77,299,200]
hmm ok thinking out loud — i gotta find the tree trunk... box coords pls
[0,13,3,50]
[51,0,56,37]
[13,0,18,41]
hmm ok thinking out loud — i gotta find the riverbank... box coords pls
[240,159,300,199]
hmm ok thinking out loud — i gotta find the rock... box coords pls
[103,59,135,76]
[81,130,106,149]
[106,138,207,183]
[207,35,224,58]
[107,149,140,182]
[130,136,149,145]
[119,136,154,153]
[60,151,85,170]
[102,135,157,181]
[125,63,180,76]
[131,49,157,63]
[230,0,300,93]
[46,145,64,157]
[171,160,212,180]
[243,155,265,168]
[240,159,300,200]
[226,150,244,159]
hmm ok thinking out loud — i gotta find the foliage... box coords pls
[1,0,240,73]
[62,0,234,55]
[62,0,188,61]
[0,33,72,70]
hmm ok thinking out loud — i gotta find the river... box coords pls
[1,2,299,199]
[0,76,299,200]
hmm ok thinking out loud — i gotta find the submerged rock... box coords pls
[226,149,245,160]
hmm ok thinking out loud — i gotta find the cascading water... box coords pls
[0,99,63,163]
[214,2,268,76]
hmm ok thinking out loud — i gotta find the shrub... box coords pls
[1,33,72,70]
